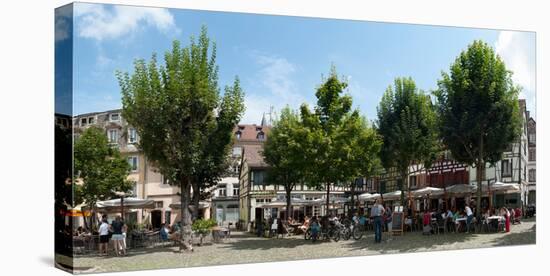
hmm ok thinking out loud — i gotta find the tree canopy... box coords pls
[117,26,244,251]
[377,77,439,205]
[435,40,521,215]
[74,126,133,228]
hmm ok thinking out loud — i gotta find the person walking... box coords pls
[371,199,385,243]
[98,216,110,256]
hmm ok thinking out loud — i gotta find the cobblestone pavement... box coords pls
[70,218,536,274]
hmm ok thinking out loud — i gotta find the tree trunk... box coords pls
[325,181,331,216]
[179,177,194,252]
[192,181,200,220]
[285,188,292,221]
[476,134,484,218]
[400,170,407,207]
[350,182,356,216]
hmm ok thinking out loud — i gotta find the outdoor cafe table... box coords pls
[455,217,467,233]
[487,215,505,232]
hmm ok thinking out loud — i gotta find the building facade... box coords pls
[468,99,531,209]
[73,109,181,228]
[527,112,536,205]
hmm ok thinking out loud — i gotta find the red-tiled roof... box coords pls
[242,144,268,168]
[234,124,271,141]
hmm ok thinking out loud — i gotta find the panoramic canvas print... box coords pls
[55,2,537,274]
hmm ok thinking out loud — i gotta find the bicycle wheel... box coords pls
[352,227,363,240]
[330,229,340,242]
[304,229,311,240]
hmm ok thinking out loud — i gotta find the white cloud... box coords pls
[240,54,310,124]
[495,31,536,117]
[55,6,72,42]
[74,3,178,41]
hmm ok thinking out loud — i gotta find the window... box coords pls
[218,184,227,197]
[108,129,119,144]
[235,131,241,140]
[88,117,95,124]
[165,211,171,225]
[251,170,266,185]
[501,160,512,177]
[80,118,87,126]
[232,185,239,196]
[409,175,417,187]
[529,148,536,161]
[529,169,536,182]
[131,182,137,196]
[110,113,120,122]
[257,132,265,140]
[232,147,242,157]
[128,156,138,172]
[128,128,138,144]
[162,175,170,185]
[155,201,163,209]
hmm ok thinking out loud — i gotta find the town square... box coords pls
[54,2,536,273]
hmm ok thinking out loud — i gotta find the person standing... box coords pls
[111,216,126,256]
[98,216,110,256]
[465,204,474,233]
[371,199,385,243]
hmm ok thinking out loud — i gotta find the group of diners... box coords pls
[420,204,522,234]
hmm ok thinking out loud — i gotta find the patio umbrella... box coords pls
[412,187,444,197]
[96,197,155,209]
[382,190,403,201]
[446,184,476,195]
[358,193,381,201]
[169,201,211,210]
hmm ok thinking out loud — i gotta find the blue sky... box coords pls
[61,3,536,123]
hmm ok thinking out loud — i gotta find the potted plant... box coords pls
[191,219,217,246]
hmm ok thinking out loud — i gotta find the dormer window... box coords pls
[88,117,95,125]
[256,127,262,131]
[235,131,241,140]
[110,113,120,122]
[80,118,87,126]
[257,132,265,140]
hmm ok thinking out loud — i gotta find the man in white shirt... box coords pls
[371,199,385,243]
[465,204,474,233]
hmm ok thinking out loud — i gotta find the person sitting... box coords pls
[422,211,432,235]
[297,217,310,234]
[160,223,170,241]
[276,218,287,238]
[514,207,522,224]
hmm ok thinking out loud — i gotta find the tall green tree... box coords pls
[335,114,383,214]
[262,106,308,220]
[434,40,521,217]
[300,66,354,212]
[376,77,439,207]
[117,26,244,251]
[191,80,244,219]
[74,126,133,230]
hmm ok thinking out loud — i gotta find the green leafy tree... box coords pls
[434,40,521,217]
[262,106,309,220]
[74,126,133,230]
[299,66,355,212]
[376,77,439,207]
[191,80,244,219]
[335,114,383,214]
[117,27,244,251]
